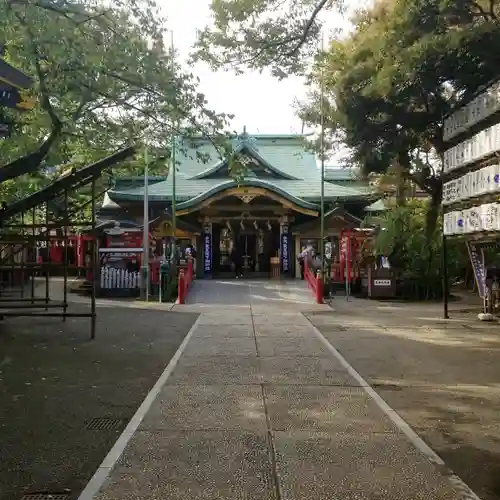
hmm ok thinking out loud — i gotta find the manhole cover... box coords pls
[85,417,125,431]
[21,494,69,500]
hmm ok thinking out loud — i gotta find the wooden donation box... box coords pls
[367,267,396,299]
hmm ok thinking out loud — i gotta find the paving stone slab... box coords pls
[256,336,331,357]
[183,337,257,357]
[197,314,254,326]
[273,430,458,500]
[259,357,356,386]
[166,356,262,385]
[251,308,311,316]
[141,385,267,432]
[191,324,255,338]
[254,324,316,338]
[252,314,311,326]
[96,430,276,500]
[264,385,396,433]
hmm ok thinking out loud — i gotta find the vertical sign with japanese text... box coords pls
[280,224,290,273]
[466,241,486,298]
[203,223,212,274]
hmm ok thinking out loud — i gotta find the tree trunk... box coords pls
[394,156,406,207]
[425,182,442,240]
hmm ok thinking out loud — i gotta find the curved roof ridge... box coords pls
[188,142,299,181]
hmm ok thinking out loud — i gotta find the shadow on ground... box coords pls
[306,303,500,500]
[0,305,198,500]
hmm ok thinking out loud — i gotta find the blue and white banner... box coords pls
[280,231,290,273]
[203,231,212,274]
[466,241,486,298]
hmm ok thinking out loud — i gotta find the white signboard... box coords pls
[373,279,391,287]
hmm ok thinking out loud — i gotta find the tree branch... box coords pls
[0,126,60,181]
[284,0,330,56]
[14,11,61,130]
[8,0,95,23]
[470,0,491,20]
[489,0,499,20]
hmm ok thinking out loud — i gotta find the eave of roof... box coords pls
[290,206,362,233]
[1,147,136,222]
[0,58,32,89]
[175,178,318,211]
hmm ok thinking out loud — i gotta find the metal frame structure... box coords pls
[0,147,135,339]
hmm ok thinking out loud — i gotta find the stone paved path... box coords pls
[80,280,479,500]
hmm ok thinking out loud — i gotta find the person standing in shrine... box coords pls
[297,241,314,279]
[231,245,243,278]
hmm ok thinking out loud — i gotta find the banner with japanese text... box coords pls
[466,241,486,298]
[203,231,212,274]
[280,231,290,273]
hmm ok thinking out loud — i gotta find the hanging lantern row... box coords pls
[223,220,274,232]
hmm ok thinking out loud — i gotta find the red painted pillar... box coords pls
[315,270,324,304]
[347,228,352,285]
[178,270,185,304]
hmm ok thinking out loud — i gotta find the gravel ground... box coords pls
[0,304,198,500]
[306,303,500,500]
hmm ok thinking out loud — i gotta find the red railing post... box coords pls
[304,259,324,304]
[315,269,324,304]
[178,270,185,304]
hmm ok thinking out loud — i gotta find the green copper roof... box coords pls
[324,168,361,182]
[191,140,299,180]
[107,135,375,205]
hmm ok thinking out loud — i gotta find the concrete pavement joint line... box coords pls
[261,383,283,500]
[76,314,204,500]
[250,298,260,357]
[304,315,483,500]
[251,301,282,500]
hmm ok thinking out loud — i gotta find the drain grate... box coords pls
[85,417,125,431]
[21,494,69,500]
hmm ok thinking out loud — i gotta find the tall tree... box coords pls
[192,0,346,78]
[0,0,232,195]
[298,0,500,233]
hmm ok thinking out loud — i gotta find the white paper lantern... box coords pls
[477,168,488,196]
[442,181,451,205]
[462,173,472,200]
[443,212,454,235]
[471,170,479,197]
[494,124,500,152]
[493,203,500,231]
[450,179,459,204]
[457,181,464,202]
[455,210,465,234]
[466,207,481,233]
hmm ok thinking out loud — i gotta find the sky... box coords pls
[164,0,365,137]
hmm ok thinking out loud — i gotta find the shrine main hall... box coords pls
[99,132,383,279]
